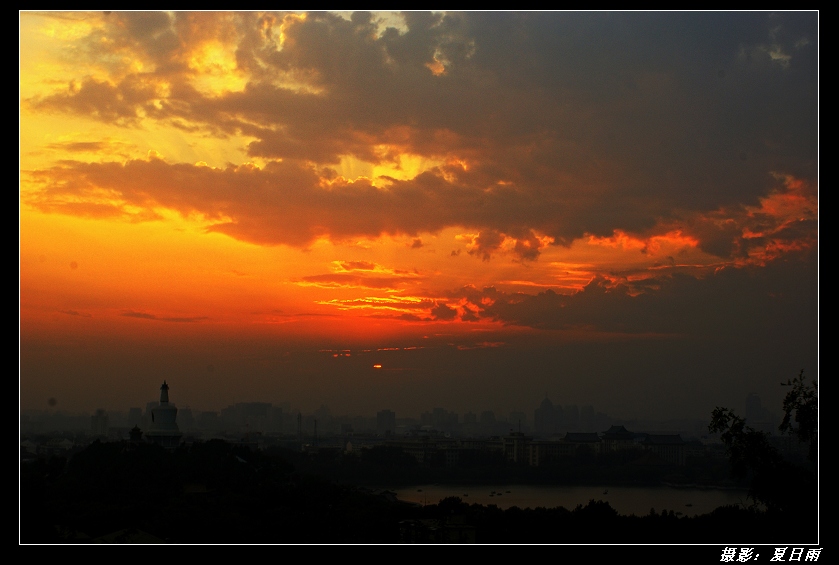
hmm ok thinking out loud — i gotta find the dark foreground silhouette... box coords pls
[21,438,816,544]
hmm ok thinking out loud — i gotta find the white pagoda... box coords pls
[146,381,182,449]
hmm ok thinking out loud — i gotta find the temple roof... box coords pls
[601,425,634,439]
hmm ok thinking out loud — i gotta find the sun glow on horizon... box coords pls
[19,11,817,420]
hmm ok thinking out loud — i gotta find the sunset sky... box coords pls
[20,11,818,421]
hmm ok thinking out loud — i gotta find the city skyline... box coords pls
[20,12,818,421]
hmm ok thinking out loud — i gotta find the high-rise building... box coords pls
[534,396,558,437]
[480,410,496,425]
[377,409,396,436]
[90,408,108,437]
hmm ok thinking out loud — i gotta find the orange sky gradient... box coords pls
[20,12,818,419]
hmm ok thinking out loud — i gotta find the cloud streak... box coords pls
[121,310,209,323]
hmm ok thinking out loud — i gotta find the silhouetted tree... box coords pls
[709,371,817,519]
[780,370,818,463]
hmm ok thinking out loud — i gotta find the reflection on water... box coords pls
[393,484,749,517]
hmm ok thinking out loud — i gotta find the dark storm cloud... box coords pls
[450,248,816,340]
[24,157,562,254]
[467,230,505,261]
[31,76,164,125]
[430,301,458,321]
[25,11,818,255]
[33,152,815,267]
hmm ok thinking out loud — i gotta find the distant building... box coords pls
[508,411,527,432]
[580,405,595,431]
[127,407,143,427]
[90,408,109,437]
[564,432,602,455]
[377,409,396,436]
[195,410,221,432]
[641,434,686,465]
[129,425,144,444]
[502,431,532,464]
[178,407,195,430]
[145,381,182,449]
[222,402,272,433]
[534,396,561,437]
[480,410,496,425]
[745,393,776,433]
[422,407,458,432]
[601,425,637,452]
[268,406,284,433]
[527,439,567,466]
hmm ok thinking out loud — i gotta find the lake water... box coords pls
[392,484,750,517]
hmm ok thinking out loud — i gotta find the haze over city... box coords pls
[20,11,817,422]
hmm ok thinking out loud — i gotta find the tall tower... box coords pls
[146,381,182,449]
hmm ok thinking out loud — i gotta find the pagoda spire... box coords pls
[148,381,180,449]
